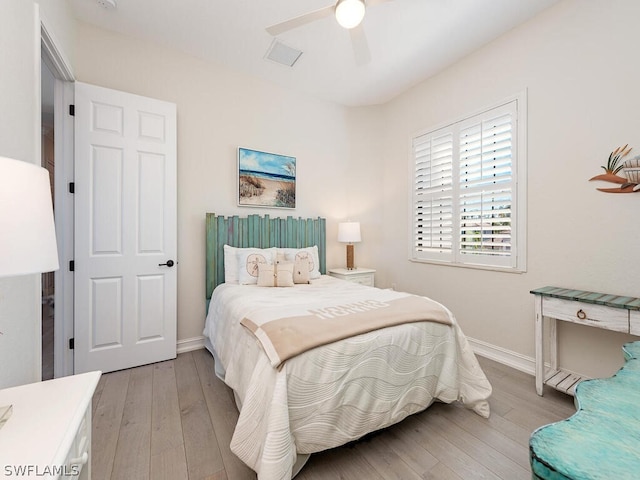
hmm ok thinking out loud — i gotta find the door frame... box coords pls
[41,18,75,378]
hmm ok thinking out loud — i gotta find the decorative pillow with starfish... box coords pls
[277,246,321,279]
[237,248,276,285]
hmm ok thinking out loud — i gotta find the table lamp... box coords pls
[0,156,60,428]
[338,222,361,270]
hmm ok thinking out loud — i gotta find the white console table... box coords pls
[0,371,101,479]
[531,286,640,396]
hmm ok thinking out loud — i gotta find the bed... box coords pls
[203,213,492,480]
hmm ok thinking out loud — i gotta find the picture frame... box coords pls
[238,147,296,209]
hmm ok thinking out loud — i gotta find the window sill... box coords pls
[409,257,526,274]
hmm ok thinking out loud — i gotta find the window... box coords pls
[410,94,526,271]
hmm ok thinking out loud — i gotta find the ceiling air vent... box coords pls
[264,40,303,67]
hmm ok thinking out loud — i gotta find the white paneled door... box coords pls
[74,82,177,374]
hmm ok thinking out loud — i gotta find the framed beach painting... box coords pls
[238,147,296,209]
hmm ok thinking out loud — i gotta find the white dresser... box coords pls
[0,371,101,480]
[328,267,375,287]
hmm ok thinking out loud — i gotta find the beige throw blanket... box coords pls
[241,294,452,368]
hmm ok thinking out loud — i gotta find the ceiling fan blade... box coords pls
[266,5,335,36]
[350,24,371,66]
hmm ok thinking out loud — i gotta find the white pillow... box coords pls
[237,248,276,285]
[224,246,276,284]
[278,246,321,279]
[291,256,310,284]
[257,262,294,287]
[223,245,239,284]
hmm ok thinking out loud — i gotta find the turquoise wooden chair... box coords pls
[530,342,640,479]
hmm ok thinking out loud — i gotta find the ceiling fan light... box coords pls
[335,0,366,29]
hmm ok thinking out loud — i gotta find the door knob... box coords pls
[159,260,175,267]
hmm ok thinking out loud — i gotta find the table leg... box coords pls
[534,295,544,396]
[549,317,557,373]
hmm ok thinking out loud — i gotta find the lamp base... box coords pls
[346,244,355,270]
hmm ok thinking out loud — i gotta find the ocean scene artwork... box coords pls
[238,147,296,208]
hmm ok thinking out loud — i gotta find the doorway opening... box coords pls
[41,58,55,380]
[41,19,75,379]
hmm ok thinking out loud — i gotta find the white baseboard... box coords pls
[177,336,205,354]
[467,336,535,376]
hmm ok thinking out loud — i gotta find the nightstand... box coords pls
[0,371,101,479]
[328,268,375,287]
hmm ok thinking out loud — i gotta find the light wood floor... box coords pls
[41,300,54,381]
[91,349,575,480]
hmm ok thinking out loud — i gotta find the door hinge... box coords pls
[69,338,74,350]
[69,182,75,194]
[69,260,75,272]
[69,104,75,116]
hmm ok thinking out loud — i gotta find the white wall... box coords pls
[37,0,77,71]
[379,0,640,378]
[0,0,77,388]
[6,0,634,385]
[0,0,74,388]
[342,106,386,269]
[73,24,371,344]
[75,1,640,377]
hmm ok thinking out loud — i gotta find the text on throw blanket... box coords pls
[241,295,453,368]
[310,300,390,320]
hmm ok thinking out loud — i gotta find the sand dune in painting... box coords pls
[239,175,295,208]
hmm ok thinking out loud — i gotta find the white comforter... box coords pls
[203,276,491,480]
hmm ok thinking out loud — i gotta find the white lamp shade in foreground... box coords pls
[338,222,361,243]
[0,156,59,277]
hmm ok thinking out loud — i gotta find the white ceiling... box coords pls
[68,0,559,107]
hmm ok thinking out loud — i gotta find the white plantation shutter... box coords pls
[413,130,454,260]
[458,103,515,267]
[411,97,525,271]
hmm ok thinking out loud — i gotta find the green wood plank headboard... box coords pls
[205,213,327,300]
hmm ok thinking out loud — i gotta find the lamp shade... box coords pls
[335,0,366,29]
[338,222,361,243]
[0,156,59,277]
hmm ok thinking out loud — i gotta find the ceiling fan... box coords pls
[265,0,393,65]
